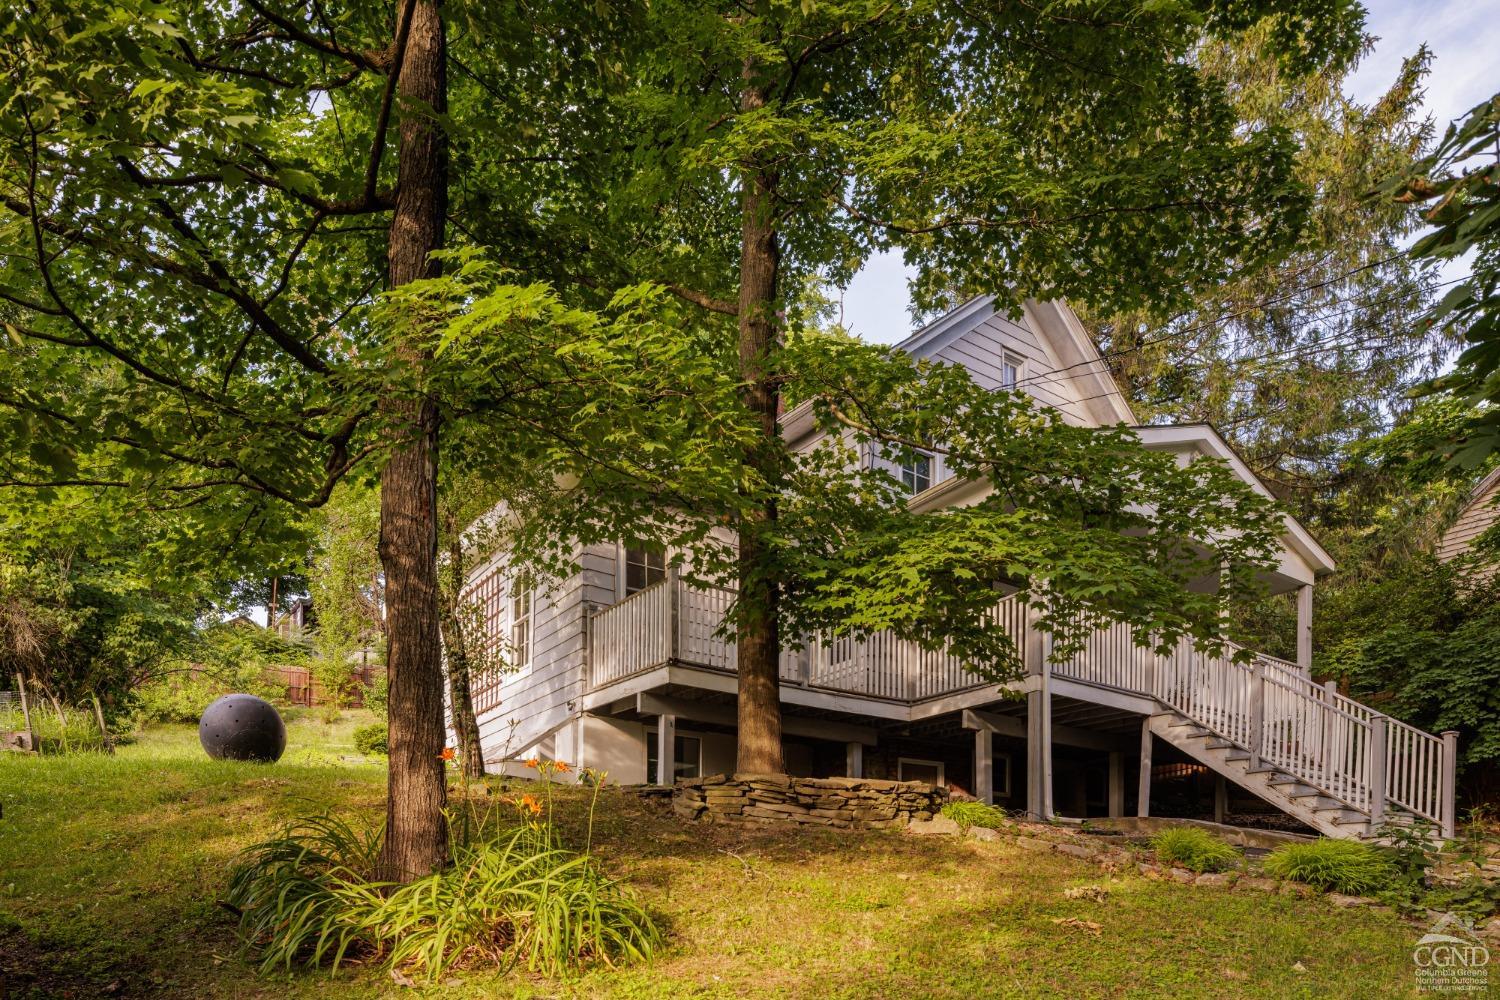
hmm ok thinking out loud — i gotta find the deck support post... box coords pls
[1107,751,1124,818]
[1296,584,1313,672]
[1440,731,1459,840]
[655,713,676,787]
[1214,774,1228,824]
[1137,718,1152,818]
[1026,690,1045,819]
[1368,715,1387,830]
[975,728,994,805]
[846,741,864,779]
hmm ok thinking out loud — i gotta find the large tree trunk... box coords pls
[733,65,785,775]
[376,0,449,883]
[441,515,486,780]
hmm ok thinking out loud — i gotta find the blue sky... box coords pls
[840,0,1500,346]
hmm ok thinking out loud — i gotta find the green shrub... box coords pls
[941,800,1011,832]
[1151,826,1241,873]
[352,723,388,756]
[1263,839,1399,895]
[227,812,660,981]
[364,673,389,716]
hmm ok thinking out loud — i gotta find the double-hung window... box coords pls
[898,452,933,496]
[623,546,667,596]
[509,588,532,669]
[1001,354,1022,390]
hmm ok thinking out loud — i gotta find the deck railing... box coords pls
[586,572,1457,835]
[589,571,1024,702]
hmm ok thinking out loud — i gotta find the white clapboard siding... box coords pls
[1437,468,1500,565]
[930,311,1090,425]
[470,539,618,762]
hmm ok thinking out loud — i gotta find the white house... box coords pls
[459,296,1459,839]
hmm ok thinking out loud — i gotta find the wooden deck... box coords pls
[585,574,1459,837]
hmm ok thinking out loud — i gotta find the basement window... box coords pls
[898,757,946,785]
[646,731,702,784]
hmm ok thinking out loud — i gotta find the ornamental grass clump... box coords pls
[225,758,660,981]
[1150,826,1241,873]
[1262,839,1399,896]
[941,800,1012,832]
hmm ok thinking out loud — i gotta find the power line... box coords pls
[1009,248,1430,395]
[1014,270,1463,402]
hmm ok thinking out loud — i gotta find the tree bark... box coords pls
[733,63,785,775]
[441,513,486,779]
[376,0,449,883]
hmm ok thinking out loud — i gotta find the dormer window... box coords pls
[899,452,932,495]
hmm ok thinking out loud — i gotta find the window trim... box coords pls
[1001,353,1024,390]
[618,544,669,600]
[897,450,933,496]
[897,756,946,786]
[508,585,532,672]
[644,728,703,784]
[993,753,1013,798]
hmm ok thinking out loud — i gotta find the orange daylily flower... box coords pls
[553,761,571,774]
[518,793,543,816]
[438,747,456,762]
[524,757,542,770]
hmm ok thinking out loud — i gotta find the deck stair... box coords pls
[1148,698,1451,841]
[1051,620,1459,840]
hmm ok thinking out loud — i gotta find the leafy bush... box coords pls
[352,723,388,756]
[1263,839,1399,895]
[228,796,660,981]
[364,673,389,717]
[1151,826,1241,873]
[941,800,1011,832]
[130,623,297,725]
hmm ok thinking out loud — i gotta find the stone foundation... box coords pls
[672,772,948,829]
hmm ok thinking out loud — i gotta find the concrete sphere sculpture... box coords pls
[199,694,286,763]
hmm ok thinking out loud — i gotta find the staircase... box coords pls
[1143,643,1457,840]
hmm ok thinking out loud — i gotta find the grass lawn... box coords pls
[0,711,1429,998]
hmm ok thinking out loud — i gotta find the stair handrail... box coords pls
[1177,640,1452,832]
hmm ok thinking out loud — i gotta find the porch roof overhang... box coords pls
[1130,423,1336,579]
[901,423,1335,589]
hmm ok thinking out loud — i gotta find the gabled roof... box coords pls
[894,295,1136,426]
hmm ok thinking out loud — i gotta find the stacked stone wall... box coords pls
[672,772,948,829]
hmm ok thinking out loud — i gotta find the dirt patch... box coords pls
[0,925,122,999]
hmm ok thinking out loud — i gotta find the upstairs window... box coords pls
[623,547,667,596]
[1001,354,1022,389]
[899,453,932,495]
[509,589,532,669]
